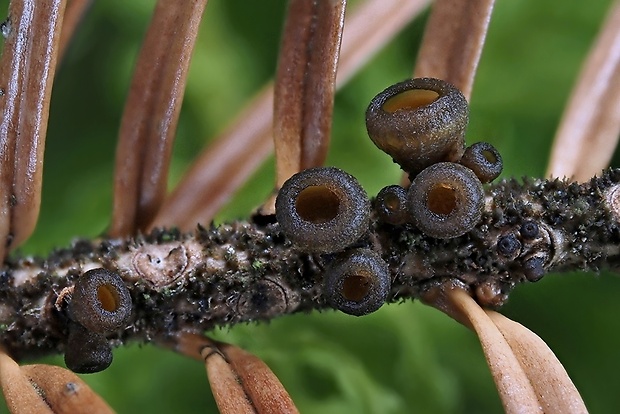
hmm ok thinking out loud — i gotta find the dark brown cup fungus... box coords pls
[523,256,545,282]
[70,268,132,334]
[497,234,522,259]
[64,322,113,374]
[520,220,539,240]
[459,141,503,183]
[375,185,409,225]
[275,167,370,253]
[324,249,390,316]
[408,162,484,239]
[365,77,469,176]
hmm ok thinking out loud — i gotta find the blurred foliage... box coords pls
[1,0,620,413]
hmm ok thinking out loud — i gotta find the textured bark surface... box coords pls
[2,169,620,360]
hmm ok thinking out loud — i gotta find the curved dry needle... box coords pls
[0,351,54,414]
[152,0,429,230]
[203,350,256,414]
[0,356,114,414]
[403,0,495,186]
[256,0,346,216]
[175,333,299,414]
[547,0,620,182]
[414,0,495,101]
[0,0,66,259]
[272,0,346,190]
[110,0,207,237]
[151,85,274,231]
[422,284,543,414]
[486,311,588,414]
[58,0,92,61]
[20,364,115,414]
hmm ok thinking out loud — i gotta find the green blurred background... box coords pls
[2,0,620,412]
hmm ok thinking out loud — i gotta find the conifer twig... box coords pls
[2,170,620,359]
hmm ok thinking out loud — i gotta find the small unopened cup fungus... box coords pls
[460,142,503,183]
[520,220,540,240]
[64,323,113,374]
[375,185,409,225]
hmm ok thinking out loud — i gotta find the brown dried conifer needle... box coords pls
[414,0,495,100]
[175,332,299,414]
[110,0,208,237]
[58,0,91,61]
[486,311,588,414]
[0,0,66,259]
[272,0,346,189]
[547,0,620,182]
[0,350,54,414]
[20,364,115,414]
[152,0,429,230]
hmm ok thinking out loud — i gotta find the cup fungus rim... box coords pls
[275,167,370,254]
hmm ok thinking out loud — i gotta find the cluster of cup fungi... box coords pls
[275,77,506,318]
[56,77,513,374]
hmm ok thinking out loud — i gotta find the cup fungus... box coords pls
[70,268,132,334]
[408,162,484,239]
[459,141,503,183]
[64,322,113,374]
[275,167,370,253]
[497,234,522,259]
[324,249,391,316]
[520,220,540,240]
[523,256,545,282]
[365,77,469,176]
[375,185,409,225]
